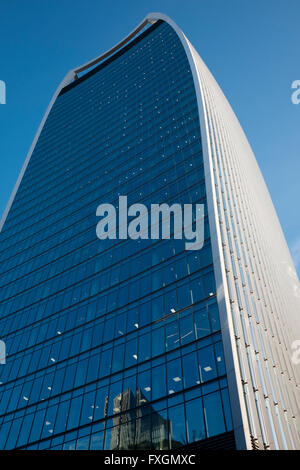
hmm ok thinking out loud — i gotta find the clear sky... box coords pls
[0,0,299,275]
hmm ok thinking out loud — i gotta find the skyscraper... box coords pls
[0,12,299,450]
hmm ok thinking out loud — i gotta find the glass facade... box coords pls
[0,20,233,450]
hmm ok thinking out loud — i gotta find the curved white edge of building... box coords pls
[1,12,299,450]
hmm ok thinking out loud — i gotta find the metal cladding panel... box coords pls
[182,33,300,449]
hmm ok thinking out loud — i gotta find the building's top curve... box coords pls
[67,13,183,83]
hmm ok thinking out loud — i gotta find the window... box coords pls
[203,391,226,437]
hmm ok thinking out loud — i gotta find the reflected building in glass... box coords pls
[0,13,299,451]
[110,388,171,450]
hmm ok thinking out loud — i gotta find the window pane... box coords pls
[186,397,206,443]
[203,391,226,437]
[152,407,168,450]
[168,404,186,448]
[182,351,200,389]
[194,307,210,339]
[90,431,104,450]
[167,358,182,395]
[152,364,166,400]
[198,345,217,382]
[221,388,233,431]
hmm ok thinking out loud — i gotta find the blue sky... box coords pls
[0,0,299,274]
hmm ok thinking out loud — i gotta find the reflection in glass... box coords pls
[203,391,226,437]
[186,397,206,443]
[168,404,186,448]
